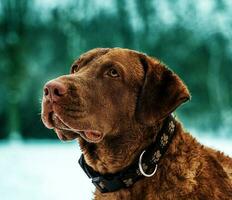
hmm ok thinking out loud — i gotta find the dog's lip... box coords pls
[41,111,55,129]
[79,130,104,143]
[49,112,104,143]
[55,128,103,143]
[54,128,79,141]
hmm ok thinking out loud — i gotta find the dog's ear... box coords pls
[135,54,190,125]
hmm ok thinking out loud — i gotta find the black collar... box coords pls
[78,115,176,193]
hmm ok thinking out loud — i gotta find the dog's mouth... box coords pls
[45,112,103,143]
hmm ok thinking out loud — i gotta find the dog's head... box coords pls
[41,48,190,143]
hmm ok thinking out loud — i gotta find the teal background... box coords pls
[0,0,232,139]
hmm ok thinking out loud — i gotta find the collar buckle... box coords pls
[139,150,158,177]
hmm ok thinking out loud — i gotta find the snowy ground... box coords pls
[0,136,231,200]
[0,140,94,200]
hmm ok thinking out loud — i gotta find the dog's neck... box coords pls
[78,121,163,174]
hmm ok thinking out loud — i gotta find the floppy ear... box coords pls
[135,54,190,126]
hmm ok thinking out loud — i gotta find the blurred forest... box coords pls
[0,0,232,139]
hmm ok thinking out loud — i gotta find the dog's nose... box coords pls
[44,81,67,101]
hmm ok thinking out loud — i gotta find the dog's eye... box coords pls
[72,65,79,73]
[107,68,120,78]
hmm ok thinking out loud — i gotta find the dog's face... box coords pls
[41,48,190,143]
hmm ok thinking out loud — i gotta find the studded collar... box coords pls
[78,115,176,193]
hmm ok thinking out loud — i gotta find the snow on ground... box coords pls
[0,136,231,200]
[0,140,94,200]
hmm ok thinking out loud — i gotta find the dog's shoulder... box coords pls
[159,123,232,199]
[205,147,232,182]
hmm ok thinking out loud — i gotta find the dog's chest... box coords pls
[94,187,159,200]
[95,190,141,200]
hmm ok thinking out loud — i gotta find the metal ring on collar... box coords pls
[139,150,158,177]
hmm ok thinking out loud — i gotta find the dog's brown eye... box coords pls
[107,68,120,78]
[72,65,79,73]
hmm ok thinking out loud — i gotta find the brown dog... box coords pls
[41,48,232,200]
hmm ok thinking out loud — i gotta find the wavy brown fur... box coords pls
[80,121,232,200]
[41,48,232,200]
